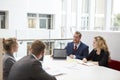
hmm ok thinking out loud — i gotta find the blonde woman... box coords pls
[82,36,110,67]
[3,38,18,80]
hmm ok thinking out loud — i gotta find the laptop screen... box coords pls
[53,49,67,59]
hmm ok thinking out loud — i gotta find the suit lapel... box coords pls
[72,42,74,50]
[77,42,82,52]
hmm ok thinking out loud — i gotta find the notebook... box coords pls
[53,49,67,59]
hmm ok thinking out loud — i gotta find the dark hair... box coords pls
[3,38,18,52]
[31,40,46,55]
[75,31,82,38]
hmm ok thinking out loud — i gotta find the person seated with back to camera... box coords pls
[82,36,110,67]
[3,38,18,80]
[65,31,89,60]
[8,40,57,80]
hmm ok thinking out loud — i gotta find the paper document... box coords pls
[66,58,95,66]
[44,66,67,76]
[46,68,65,76]
[65,63,82,70]
[82,62,95,66]
[77,60,95,66]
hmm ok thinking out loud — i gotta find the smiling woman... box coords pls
[82,36,110,67]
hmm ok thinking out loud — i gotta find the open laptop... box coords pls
[53,49,67,59]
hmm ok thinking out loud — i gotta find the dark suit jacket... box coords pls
[8,55,56,80]
[65,42,89,59]
[3,53,16,80]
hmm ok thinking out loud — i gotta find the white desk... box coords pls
[43,55,120,80]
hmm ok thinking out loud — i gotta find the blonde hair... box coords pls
[94,36,110,56]
[3,38,18,52]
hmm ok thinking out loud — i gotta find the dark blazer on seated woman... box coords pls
[2,38,18,80]
[86,49,109,67]
[8,55,56,80]
[3,53,16,80]
[65,42,89,60]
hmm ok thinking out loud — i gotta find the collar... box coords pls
[74,42,81,48]
[31,54,43,63]
[31,54,38,60]
[6,53,14,58]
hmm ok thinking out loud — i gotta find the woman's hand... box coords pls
[91,62,99,65]
[82,58,87,63]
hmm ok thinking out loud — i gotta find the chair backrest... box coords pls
[108,59,120,71]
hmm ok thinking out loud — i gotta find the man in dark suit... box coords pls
[8,40,56,80]
[65,31,89,60]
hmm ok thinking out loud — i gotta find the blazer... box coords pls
[8,55,56,80]
[3,53,16,80]
[86,49,109,67]
[65,42,89,59]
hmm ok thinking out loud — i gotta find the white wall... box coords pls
[16,29,61,40]
[0,0,28,30]
[27,0,61,14]
[0,30,16,38]
[0,0,62,37]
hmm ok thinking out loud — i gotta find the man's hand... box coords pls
[69,54,75,59]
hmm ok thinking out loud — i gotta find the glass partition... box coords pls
[15,39,72,60]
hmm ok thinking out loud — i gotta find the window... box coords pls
[39,19,46,28]
[94,17,105,30]
[95,0,105,14]
[81,0,89,30]
[39,14,53,29]
[27,13,53,29]
[71,0,77,13]
[94,0,105,30]
[111,14,120,30]
[27,41,54,55]
[0,12,6,29]
[111,0,120,31]
[61,0,67,12]
[82,0,89,14]
[81,16,89,30]
[27,13,37,28]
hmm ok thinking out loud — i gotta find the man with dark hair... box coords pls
[8,40,56,80]
[65,31,89,60]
